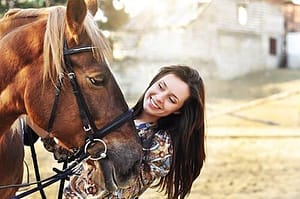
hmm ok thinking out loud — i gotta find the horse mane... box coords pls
[42,6,112,83]
[3,7,49,19]
[2,5,111,84]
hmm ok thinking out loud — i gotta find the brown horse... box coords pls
[0,0,141,198]
[0,120,24,198]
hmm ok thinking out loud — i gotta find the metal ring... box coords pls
[84,139,107,161]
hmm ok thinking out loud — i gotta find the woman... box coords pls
[64,65,206,199]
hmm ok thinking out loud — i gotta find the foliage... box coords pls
[98,0,129,30]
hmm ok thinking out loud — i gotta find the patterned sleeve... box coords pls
[105,130,173,199]
[143,129,173,179]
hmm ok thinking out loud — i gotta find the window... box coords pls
[237,4,248,25]
[269,37,277,55]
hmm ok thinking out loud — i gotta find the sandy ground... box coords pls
[141,135,300,199]
[17,68,300,199]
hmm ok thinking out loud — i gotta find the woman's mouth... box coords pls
[150,97,160,109]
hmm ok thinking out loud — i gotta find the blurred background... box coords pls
[4,0,297,198]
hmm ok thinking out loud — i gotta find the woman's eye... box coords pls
[169,97,177,104]
[158,82,163,89]
[87,75,105,87]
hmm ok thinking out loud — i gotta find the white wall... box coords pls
[287,32,300,69]
[110,0,285,101]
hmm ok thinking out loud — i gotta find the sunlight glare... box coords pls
[292,0,300,5]
[120,0,148,17]
[94,8,108,23]
[112,0,124,10]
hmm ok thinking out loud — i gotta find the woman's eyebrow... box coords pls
[161,80,167,87]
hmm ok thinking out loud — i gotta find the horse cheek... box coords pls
[24,78,53,128]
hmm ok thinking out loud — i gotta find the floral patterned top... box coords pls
[108,122,173,198]
[63,122,173,199]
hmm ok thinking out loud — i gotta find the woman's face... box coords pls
[142,74,190,122]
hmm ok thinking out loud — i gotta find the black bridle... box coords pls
[61,39,134,141]
[7,40,134,199]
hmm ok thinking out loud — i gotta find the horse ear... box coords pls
[85,0,98,16]
[66,0,87,42]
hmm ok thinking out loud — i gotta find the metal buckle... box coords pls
[84,139,107,161]
[83,124,92,132]
[67,72,75,79]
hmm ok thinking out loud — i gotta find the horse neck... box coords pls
[0,20,46,135]
[0,9,47,39]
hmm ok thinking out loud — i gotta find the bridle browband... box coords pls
[7,40,134,199]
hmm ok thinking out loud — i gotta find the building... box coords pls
[109,0,289,101]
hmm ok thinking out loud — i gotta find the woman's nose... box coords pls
[156,92,166,103]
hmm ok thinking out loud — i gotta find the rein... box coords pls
[7,40,134,199]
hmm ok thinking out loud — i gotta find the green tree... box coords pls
[98,0,129,30]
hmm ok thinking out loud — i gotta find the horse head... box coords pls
[0,0,141,196]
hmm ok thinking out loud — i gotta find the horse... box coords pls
[0,120,24,198]
[0,0,141,198]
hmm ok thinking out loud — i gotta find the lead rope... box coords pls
[29,140,47,199]
[12,155,87,199]
[57,161,68,199]
[20,116,47,199]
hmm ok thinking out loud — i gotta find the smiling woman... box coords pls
[65,65,206,199]
[140,73,190,121]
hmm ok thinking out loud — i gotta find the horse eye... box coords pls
[87,75,105,87]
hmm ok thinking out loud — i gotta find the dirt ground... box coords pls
[141,136,300,199]
[20,68,300,199]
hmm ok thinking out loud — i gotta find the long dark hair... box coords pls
[133,65,206,199]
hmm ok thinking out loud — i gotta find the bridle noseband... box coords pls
[8,40,134,199]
